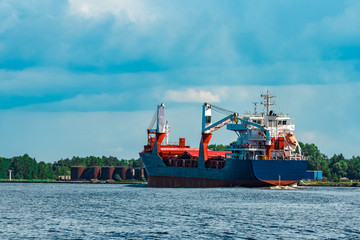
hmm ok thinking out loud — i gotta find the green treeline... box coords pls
[208,144,227,151]
[0,155,143,180]
[299,142,360,181]
[208,142,360,180]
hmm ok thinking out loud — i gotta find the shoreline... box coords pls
[0,179,147,184]
[1,179,359,187]
[298,180,360,187]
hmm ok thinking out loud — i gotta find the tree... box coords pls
[128,158,144,168]
[102,156,127,166]
[11,154,38,179]
[299,142,330,178]
[329,154,348,179]
[85,156,103,166]
[208,144,227,151]
[38,161,51,179]
[54,165,70,177]
[347,156,360,179]
[0,157,13,179]
[113,174,122,181]
[70,156,86,166]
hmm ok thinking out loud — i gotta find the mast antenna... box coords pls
[252,102,259,115]
[261,90,275,115]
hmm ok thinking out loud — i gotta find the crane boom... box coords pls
[199,103,238,167]
[203,113,238,134]
[202,103,238,133]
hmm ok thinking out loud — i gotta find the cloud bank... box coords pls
[165,88,220,103]
[0,0,360,161]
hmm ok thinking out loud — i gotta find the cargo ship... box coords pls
[139,91,307,188]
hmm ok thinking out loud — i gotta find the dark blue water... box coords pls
[0,183,359,239]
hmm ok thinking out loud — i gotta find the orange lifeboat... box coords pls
[285,132,297,147]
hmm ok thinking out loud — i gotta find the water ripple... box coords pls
[0,184,359,239]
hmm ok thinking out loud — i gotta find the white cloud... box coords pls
[68,0,159,23]
[0,2,18,34]
[301,1,360,44]
[165,88,220,103]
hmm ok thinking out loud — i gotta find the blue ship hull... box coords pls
[140,152,308,188]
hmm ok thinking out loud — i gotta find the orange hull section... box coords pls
[261,180,298,186]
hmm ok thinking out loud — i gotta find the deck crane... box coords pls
[147,103,166,154]
[198,103,238,168]
[199,103,273,167]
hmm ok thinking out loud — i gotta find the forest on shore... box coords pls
[0,155,143,180]
[1,141,359,180]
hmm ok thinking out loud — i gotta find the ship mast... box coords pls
[261,90,275,115]
[252,102,258,115]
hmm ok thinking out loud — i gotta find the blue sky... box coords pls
[0,0,360,162]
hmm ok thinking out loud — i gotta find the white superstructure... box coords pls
[226,91,303,161]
